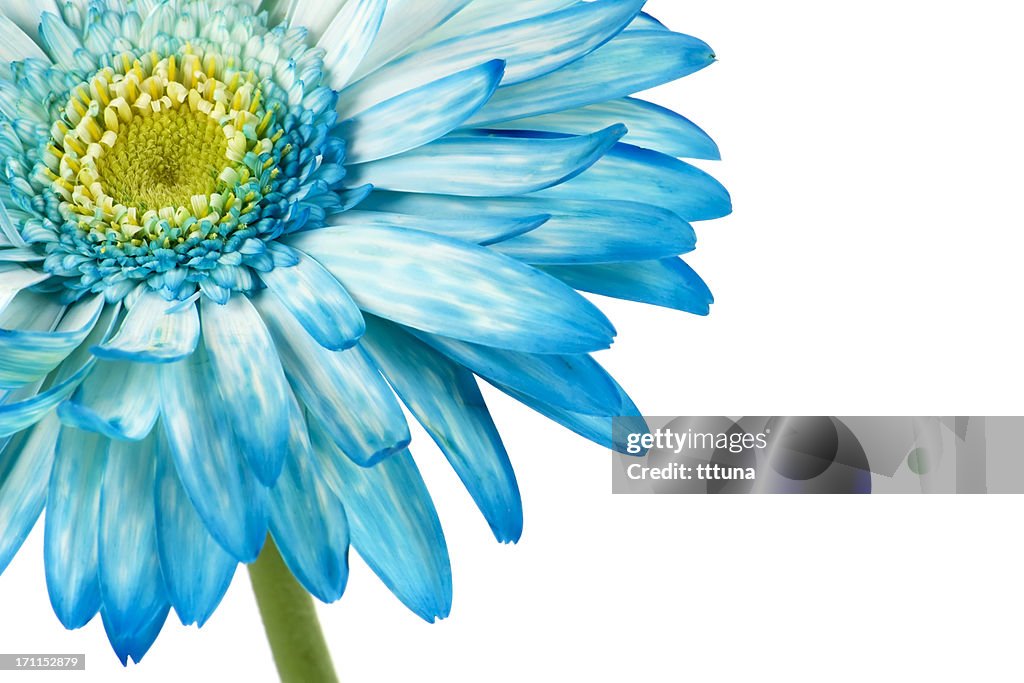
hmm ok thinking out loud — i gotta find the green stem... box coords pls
[248,536,339,683]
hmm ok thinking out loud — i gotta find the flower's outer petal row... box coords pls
[541,258,715,316]
[258,244,365,351]
[337,59,505,164]
[417,332,623,417]
[0,13,48,62]
[255,289,410,467]
[100,599,169,666]
[0,294,103,389]
[345,125,625,196]
[267,403,350,603]
[0,265,48,313]
[159,344,268,562]
[285,224,617,354]
[44,427,106,630]
[97,431,169,665]
[481,97,721,161]
[318,0,387,91]
[537,141,733,222]
[310,423,452,623]
[0,413,59,576]
[57,359,160,441]
[492,375,651,456]
[327,208,549,246]
[337,0,644,118]
[92,291,200,364]
[201,296,291,485]
[361,316,523,544]
[0,0,58,43]
[353,0,473,79]
[467,30,716,126]
[154,432,237,628]
[277,0,348,42]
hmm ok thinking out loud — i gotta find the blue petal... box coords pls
[310,422,451,622]
[0,294,104,389]
[154,432,236,628]
[482,97,721,160]
[267,406,350,603]
[0,413,58,575]
[44,427,107,629]
[361,317,522,543]
[0,1,56,46]
[101,602,170,667]
[344,125,624,196]
[0,266,47,314]
[97,432,166,643]
[92,291,200,364]
[254,291,410,467]
[417,332,623,417]
[354,0,474,77]
[339,60,505,163]
[281,0,348,41]
[57,359,159,441]
[541,258,714,315]
[339,0,644,116]
[318,0,387,90]
[468,30,716,125]
[285,225,616,353]
[201,296,291,485]
[39,11,83,66]
[328,208,548,246]
[159,347,268,562]
[537,141,732,221]
[258,245,366,352]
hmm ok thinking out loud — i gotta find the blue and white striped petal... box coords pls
[101,602,169,667]
[280,0,349,42]
[258,245,365,352]
[0,265,48,316]
[0,13,47,63]
[201,296,291,485]
[310,423,451,622]
[0,0,57,43]
[345,125,624,196]
[44,427,106,629]
[254,290,410,467]
[468,30,716,125]
[417,332,623,417]
[0,413,59,575]
[361,317,522,543]
[57,359,159,441]
[154,433,237,628]
[159,347,268,562]
[338,60,505,163]
[318,0,387,91]
[327,209,548,246]
[541,258,714,316]
[285,224,616,353]
[92,291,200,364]
[354,0,474,77]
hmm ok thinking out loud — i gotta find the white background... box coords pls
[2,1,1023,681]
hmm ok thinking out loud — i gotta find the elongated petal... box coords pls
[159,347,268,562]
[319,0,387,91]
[201,296,291,485]
[93,291,199,363]
[361,317,522,542]
[354,0,473,77]
[39,11,83,65]
[0,413,58,575]
[492,198,696,264]
[101,602,169,667]
[339,0,644,117]
[410,0,577,50]
[268,407,349,603]
[468,31,716,125]
[310,423,451,622]
[541,258,714,315]
[285,225,616,353]
[154,433,236,627]
[0,0,57,43]
[0,265,48,316]
[339,60,505,164]
[345,125,624,196]
[45,427,106,629]
[97,432,167,646]
[538,142,732,221]
[254,291,410,467]
[259,245,365,352]
[327,209,547,246]
[0,295,103,388]
[418,332,622,417]
[57,359,159,441]
[484,97,721,160]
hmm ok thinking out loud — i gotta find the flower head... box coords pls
[0,0,729,665]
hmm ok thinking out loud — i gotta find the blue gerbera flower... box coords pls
[0,0,730,669]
